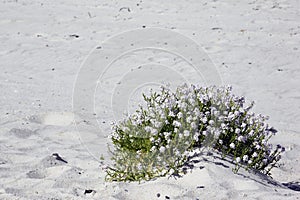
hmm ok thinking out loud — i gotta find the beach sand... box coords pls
[0,0,299,199]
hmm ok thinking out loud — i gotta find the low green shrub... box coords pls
[106,84,285,182]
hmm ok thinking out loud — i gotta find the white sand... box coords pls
[0,0,299,199]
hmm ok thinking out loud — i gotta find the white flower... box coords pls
[248,160,252,164]
[145,126,151,132]
[214,130,220,138]
[201,117,208,123]
[183,130,190,137]
[219,139,223,145]
[243,155,249,162]
[157,156,162,161]
[235,128,241,134]
[237,135,245,142]
[159,146,166,153]
[230,143,235,149]
[173,120,181,127]
[151,128,158,135]
[252,152,258,158]
[189,98,195,105]
[164,132,171,138]
[194,108,200,116]
[214,110,220,117]
[150,146,156,152]
[166,168,174,176]
[154,121,162,128]
[202,131,207,136]
[174,150,180,156]
[236,157,241,163]
[169,111,175,117]
[136,119,142,125]
[228,113,235,120]
[137,163,142,170]
[191,122,197,129]
[208,120,214,125]
[221,123,226,129]
[177,112,183,119]
[249,120,254,125]
[179,102,187,109]
[187,116,193,123]
[241,123,247,128]
[248,130,254,136]
[218,116,225,121]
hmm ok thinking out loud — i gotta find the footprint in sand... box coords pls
[28,112,74,126]
[26,169,46,179]
[9,128,37,139]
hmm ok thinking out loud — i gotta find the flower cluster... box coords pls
[106,84,285,182]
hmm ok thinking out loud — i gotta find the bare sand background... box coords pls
[0,0,299,199]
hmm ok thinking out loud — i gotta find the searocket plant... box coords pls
[105,84,285,182]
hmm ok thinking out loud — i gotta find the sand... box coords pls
[0,0,299,199]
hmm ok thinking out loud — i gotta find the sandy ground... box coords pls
[0,0,300,199]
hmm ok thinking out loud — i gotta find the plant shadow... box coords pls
[169,150,300,192]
